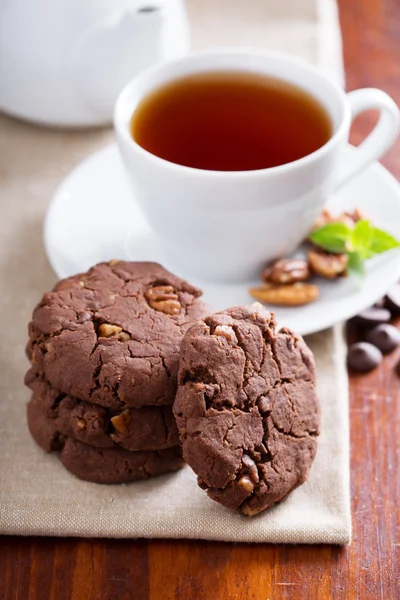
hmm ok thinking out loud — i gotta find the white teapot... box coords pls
[0,0,190,126]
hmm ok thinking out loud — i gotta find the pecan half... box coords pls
[241,454,259,483]
[117,331,131,342]
[97,323,130,341]
[311,208,364,232]
[214,325,237,343]
[145,285,181,315]
[262,258,310,284]
[308,249,348,279]
[98,323,122,338]
[249,282,319,306]
[237,475,255,494]
[111,409,131,435]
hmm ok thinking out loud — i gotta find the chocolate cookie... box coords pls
[27,262,207,409]
[60,440,183,484]
[27,402,183,483]
[26,388,179,452]
[26,369,179,450]
[173,304,320,516]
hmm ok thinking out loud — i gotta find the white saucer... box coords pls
[45,143,400,336]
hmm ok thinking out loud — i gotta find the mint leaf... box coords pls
[351,220,373,256]
[370,227,400,254]
[309,223,352,254]
[347,251,365,278]
[350,221,400,258]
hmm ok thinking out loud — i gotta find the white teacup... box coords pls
[115,50,400,281]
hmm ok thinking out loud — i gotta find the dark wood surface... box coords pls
[1,1,400,598]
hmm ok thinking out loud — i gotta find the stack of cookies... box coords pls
[24,260,321,516]
[25,261,207,484]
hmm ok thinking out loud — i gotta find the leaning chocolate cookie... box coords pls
[173,304,320,516]
[27,261,207,409]
[26,370,180,451]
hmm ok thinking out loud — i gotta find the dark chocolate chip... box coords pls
[352,307,391,328]
[365,324,400,355]
[347,342,382,373]
[384,284,400,315]
[396,358,400,377]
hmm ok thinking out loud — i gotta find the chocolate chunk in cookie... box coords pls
[173,304,320,516]
[27,262,207,408]
[26,370,180,451]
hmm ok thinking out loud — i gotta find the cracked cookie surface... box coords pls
[27,401,183,484]
[173,304,320,516]
[27,261,207,408]
[25,370,179,451]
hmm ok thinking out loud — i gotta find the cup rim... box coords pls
[114,48,351,178]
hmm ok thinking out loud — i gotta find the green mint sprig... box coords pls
[309,219,400,277]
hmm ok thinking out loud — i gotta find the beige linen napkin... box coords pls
[0,0,351,543]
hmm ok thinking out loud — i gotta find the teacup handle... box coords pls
[333,88,400,192]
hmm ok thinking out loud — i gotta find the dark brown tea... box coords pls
[130,71,332,171]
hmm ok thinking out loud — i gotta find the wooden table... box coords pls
[1,1,400,598]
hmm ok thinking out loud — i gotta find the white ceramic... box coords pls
[114,49,400,282]
[44,143,400,336]
[0,0,189,127]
